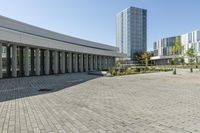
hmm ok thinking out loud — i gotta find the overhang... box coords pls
[0,15,125,57]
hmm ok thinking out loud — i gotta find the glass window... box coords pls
[198,42,200,52]
[188,33,192,43]
[197,31,200,41]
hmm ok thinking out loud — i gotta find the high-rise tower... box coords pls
[116,7,147,60]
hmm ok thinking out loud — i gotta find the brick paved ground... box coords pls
[0,69,200,133]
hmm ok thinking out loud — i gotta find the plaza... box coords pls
[0,69,200,132]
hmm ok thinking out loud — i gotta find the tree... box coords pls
[179,55,185,67]
[141,52,152,68]
[134,52,144,64]
[170,37,183,74]
[186,47,196,72]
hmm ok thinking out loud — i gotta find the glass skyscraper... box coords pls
[116,7,147,60]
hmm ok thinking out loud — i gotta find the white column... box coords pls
[67,52,72,73]
[74,53,78,72]
[85,54,88,72]
[35,48,40,76]
[80,54,83,72]
[44,50,49,75]
[24,47,29,76]
[11,45,17,77]
[53,51,58,74]
[90,55,93,71]
[61,51,65,73]
[0,43,2,78]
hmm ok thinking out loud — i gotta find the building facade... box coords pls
[116,7,147,60]
[0,16,125,79]
[151,30,200,65]
[151,36,179,65]
[181,30,200,62]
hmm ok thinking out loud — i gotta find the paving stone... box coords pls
[0,70,199,132]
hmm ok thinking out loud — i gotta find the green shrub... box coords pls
[108,64,173,77]
[111,69,117,76]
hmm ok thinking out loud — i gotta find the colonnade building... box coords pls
[0,16,125,78]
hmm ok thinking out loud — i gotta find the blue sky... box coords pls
[0,0,200,50]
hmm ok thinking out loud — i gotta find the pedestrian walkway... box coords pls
[0,69,200,132]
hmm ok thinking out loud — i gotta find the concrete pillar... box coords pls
[35,48,40,76]
[94,55,97,71]
[90,55,93,71]
[105,57,107,69]
[44,49,49,75]
[101,56,103,69]
[61,52,65,74]
[97,56,100,70]
[107,57,110,68]
[58,52,61,73]
[40,49,45,74]
[74,53,78,72]
[101,56,105,69]
[67,52,72,73]
[111,57,113,67]
[11,45,17,77]
[103,56,106,69]
[53,51,58,74]
[112,57,116,66]
[109,57,111,68]
[30,48,35,75]
[79,54,83,72]
[0,43,2,78]
[65,53,68,73]
[84,54,88,72]
[108,57,111,68]
[6,45,11,76]
[24,47,29,76]
[107,57,109,68]
[102,56,104,69]
[110,57,113,67]
[105,57,108,69]
[99,56,102,70]
[49,51,53,74]
[19,47,24,76]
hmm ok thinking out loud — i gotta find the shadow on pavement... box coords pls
[0,73,100,102]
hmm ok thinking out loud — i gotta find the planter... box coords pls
[173,68,176,75]
[190,68,193,73]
